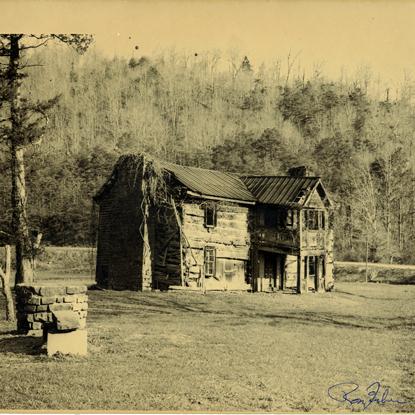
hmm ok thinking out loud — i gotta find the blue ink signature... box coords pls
[328,382,410,410]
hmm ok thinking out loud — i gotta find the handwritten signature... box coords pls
[328,381,409,410]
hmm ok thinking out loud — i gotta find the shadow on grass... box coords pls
[264,311,376,330]
[90,292,380,329]
[0,329,20,335]
[333,288,375,300]
[87,289,415,332]
[126,296,383,330]
[335,281,410,301]
[265,311,415,330]
[387,276,415,285]
[0,334,44,355]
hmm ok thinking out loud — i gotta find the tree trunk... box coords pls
[0,245,16,322]
[8,35,34,285]
[398,198,403,252]
[11,144,33,285]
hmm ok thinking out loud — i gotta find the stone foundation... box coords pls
[15,284,88,337]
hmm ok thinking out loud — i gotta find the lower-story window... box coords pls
[204,246,216,277]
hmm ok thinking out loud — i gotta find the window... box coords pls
[263,208,293,228]
[305,210,319,230]
[224,260,237,281]
[264,209,277,228]
[276,209,285,227]
[320,212,325,229]
[286,210,293,226]
[204,205,217,228]
[304,210,326,230]
[204,246,216,277]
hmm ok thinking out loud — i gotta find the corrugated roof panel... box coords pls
[159,161,256,202]
[241,176,320,206]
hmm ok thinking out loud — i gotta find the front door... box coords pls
[307,256,319,291]
[264,252,277,290]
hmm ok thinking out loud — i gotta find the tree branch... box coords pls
[29,34,51,40]
[19,63,44,69]
[20,39,50,50]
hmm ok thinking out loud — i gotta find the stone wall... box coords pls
[15,284,88,337]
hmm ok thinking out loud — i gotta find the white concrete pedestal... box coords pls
[47,329,87,356]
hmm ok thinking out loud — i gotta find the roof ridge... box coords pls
[241,174,321,179]
[122,154,320,180]
[159,160,241,177]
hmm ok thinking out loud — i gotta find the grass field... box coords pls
[0,279,414,412]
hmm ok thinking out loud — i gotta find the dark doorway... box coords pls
[264,252,277,290]
[307,256,318,291]
[97,265,109,287]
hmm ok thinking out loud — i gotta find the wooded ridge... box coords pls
[0,46,414,264]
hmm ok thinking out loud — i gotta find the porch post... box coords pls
[279,255,286,291]
[322,254,327,291]
[304,256,308,294]
[297,255,303,294]
[315,256,320,292]
[252,248,259,292]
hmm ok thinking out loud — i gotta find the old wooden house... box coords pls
[94,154,334,293]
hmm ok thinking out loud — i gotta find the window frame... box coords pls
[204,246,216,277]
[305,209,321,230]
[204,204,217,228]
[320,211,326,229]
[286,209,294,226]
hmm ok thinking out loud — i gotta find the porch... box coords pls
[252,249,328,293]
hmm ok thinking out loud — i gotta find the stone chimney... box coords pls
[288,166,309,177]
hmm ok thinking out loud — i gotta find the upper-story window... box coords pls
[305,210,325,230]
[264,209,278,228]
[263,208,293,228]
[286,210,294,226]
[204,204,217,228]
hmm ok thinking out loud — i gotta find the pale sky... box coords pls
[3,0,415,87]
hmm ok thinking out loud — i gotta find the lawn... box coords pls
[0,281,414,412]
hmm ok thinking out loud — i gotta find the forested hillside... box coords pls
[1,45,415,263]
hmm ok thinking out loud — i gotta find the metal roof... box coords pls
[159,161,256,202]
[241,175,320,206]
[95,154,327,207]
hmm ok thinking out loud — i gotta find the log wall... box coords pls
[181,201,251,290]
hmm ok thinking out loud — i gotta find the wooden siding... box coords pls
[305,188,325,208]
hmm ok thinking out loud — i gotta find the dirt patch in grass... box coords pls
[0,282,414,412]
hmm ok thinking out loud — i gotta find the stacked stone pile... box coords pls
[16,284,88,337]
